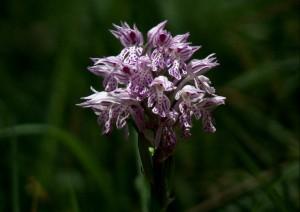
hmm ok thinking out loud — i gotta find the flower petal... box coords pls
[152,94,170,117]
[197,96,226,110]
[150,76,176,91]
[194,75,216,94]
[188,53,219,75]
[168,60,182,80]
[151,49,166,71]
[147,91,156,107]
[103,74,118,91]
[201,110,216,133]
[116,108,130,129]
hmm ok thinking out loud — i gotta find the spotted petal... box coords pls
[103,74,118,91]
[194,75,216,94]
[151,49,166,71]
[150,76,176,91]
[116,106,130,129]
[152,94,170,117]
[168,59,182,80]
[120,46,143,66]
[179,103,193,137]
[201,110,216,133]
[147,90,156,107]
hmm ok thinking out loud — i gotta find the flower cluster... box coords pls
[78,21,225,152]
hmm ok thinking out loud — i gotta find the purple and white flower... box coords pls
[148,76,176,117]
[175,85,204,136]
[166,33,200,80]
[88,56,122,91]
[79,21,225,156]
[129,56,153,99]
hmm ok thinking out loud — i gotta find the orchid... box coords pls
[78,21,225,210]
[79,20,225,146]
[79,20,225,150]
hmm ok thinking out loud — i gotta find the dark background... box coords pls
[0,0,299,211]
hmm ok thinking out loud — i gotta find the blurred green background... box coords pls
[0,0,299,211]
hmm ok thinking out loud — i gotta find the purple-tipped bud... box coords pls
[147,20,171,47]
[188,53,219,75]
[173,44,200,61]
[171,33,190,44]
[110,22,143,47]
[153,30,172,47]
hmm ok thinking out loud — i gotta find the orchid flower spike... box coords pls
[78,21,225,157]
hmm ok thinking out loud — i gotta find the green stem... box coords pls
[136,131,174,212]
[150,153,173,212]
[134,128,150,212]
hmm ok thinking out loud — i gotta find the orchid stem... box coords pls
[136,132,172,211]
[150,153,172,212]
[134,128,150,212]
